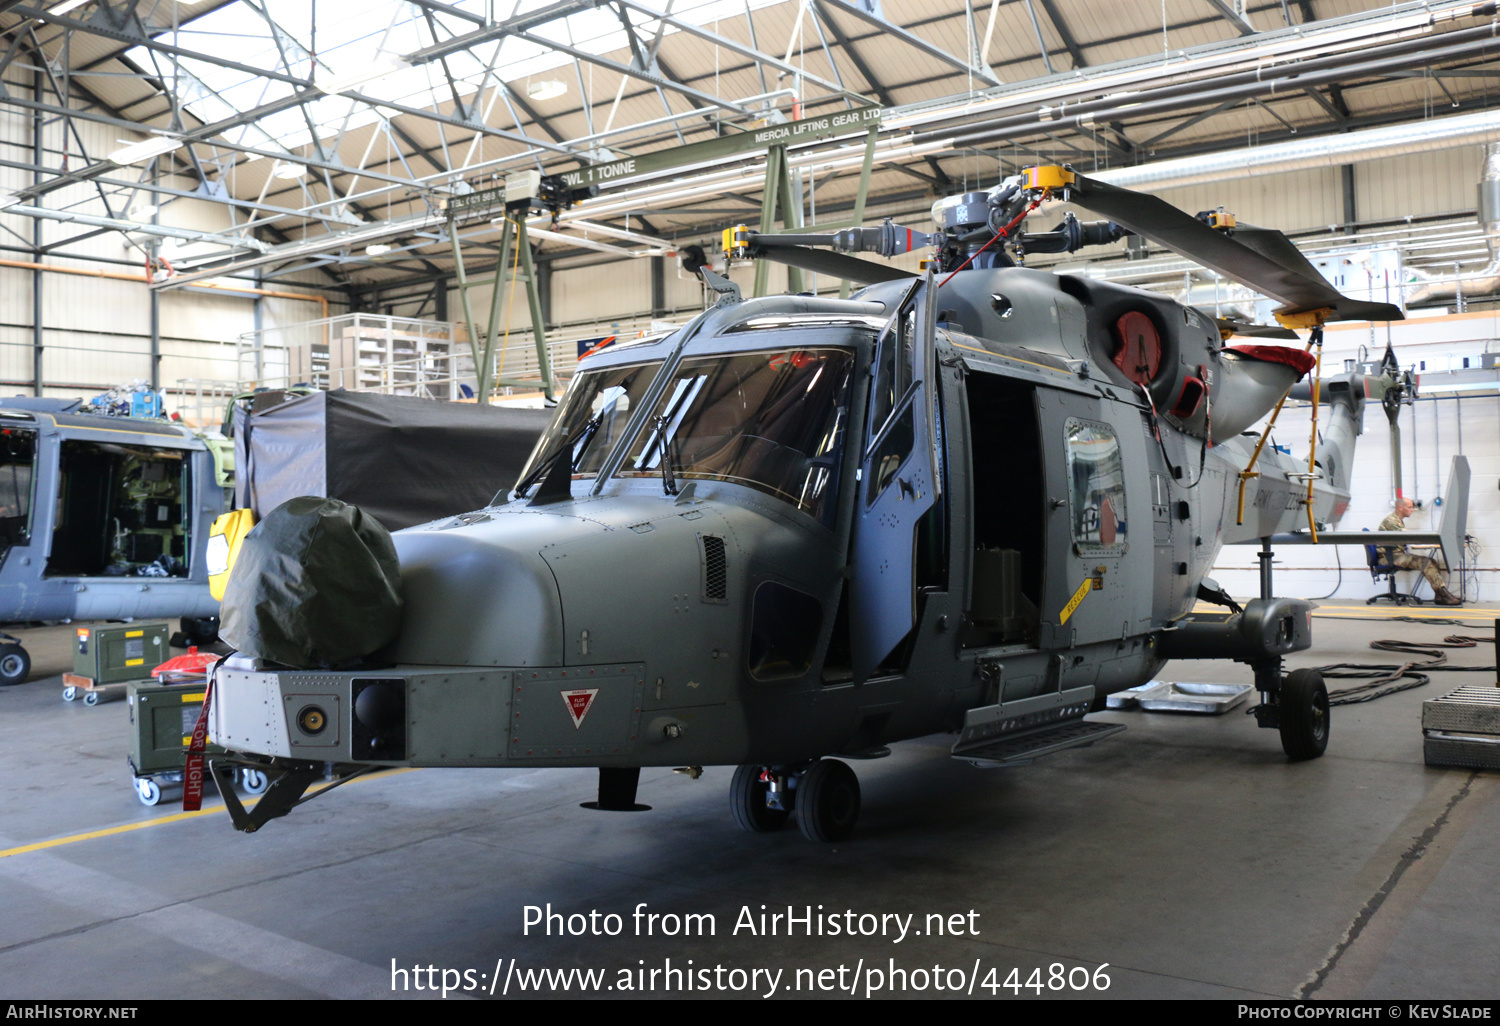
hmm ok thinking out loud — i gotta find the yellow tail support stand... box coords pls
[1235,309,1330,529]
[1304,330,1324,543]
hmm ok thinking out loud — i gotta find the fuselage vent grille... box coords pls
[702,535,727,602]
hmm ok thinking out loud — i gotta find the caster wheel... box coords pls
[1279,668,1330,761]
[239,768,269,795]
[62,686,78,702]
[135,778,162,806]
[0,643,30,686]
[795,759,860,843]
[84,691,99,706]
[730,765,790,832]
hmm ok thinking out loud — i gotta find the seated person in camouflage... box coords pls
[1380,497,1461,606]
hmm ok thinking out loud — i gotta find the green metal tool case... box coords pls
[75,622,169,684]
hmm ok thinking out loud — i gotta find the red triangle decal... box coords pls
[561,688,600,729]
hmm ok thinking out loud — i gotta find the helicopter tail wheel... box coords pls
[0,643,30,686]
[1279,668,1330,761]
[730,765,791,833]
[795,759,861,843]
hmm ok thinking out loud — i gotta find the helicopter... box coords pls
[0,398,229,686]
[206,164,1428,843]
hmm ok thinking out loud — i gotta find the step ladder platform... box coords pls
[954,720,1124,768]
[1424,686,1500,769]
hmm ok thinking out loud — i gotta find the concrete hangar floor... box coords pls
[1,608,1497,1002]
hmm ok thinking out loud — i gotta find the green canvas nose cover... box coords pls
[220,496,403,668]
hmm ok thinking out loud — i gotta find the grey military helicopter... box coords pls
[0,399,228,686]
[208,165,1410,842]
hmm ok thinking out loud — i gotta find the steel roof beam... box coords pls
[509,28,752,116]
[1203,0,1258,36]
[613,0,872,105]
[818,0,1000,86]
[1033,0,1086,70]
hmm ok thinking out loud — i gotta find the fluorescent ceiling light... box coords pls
[108,136,180,165]
[272,163,308,180]
[48,0,91,16]
[317,58,410,96]
[365,244,392,256]
[128,204,159,219]
[527,79,567,101]
[0,193,20,209]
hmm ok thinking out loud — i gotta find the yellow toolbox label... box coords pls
[125,631,143,638]
[125,659,144,667]
[180,693,205,703]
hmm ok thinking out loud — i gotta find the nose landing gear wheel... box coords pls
[730,764,790,832]
[1279,668,1330,761]
[795,759,860,842]
[0,643,30,686]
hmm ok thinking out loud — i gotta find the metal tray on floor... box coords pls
[1106,680,1252,715]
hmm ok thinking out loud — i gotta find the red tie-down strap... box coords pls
[182,673,215,811]
[1224,344,1318,377]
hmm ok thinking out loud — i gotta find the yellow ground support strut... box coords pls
[1235,309,1330,533]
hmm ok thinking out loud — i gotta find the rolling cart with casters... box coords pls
[128,678,269,806]
[62,673,130,705]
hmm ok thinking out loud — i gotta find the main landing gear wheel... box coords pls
[796,759,860,843]
[1279,668,1330,761]
[730,765,790,832]
[0,643,30,686]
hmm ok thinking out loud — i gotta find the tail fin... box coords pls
[1437,455,1471,567]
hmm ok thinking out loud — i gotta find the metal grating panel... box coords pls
[701,534,727,603]
[1423,686,1500,734]
[1424,734,1500,771]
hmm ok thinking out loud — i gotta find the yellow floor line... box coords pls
[1313,604,1500,620]
[1190,602,1500,620]
[0,767,417,861]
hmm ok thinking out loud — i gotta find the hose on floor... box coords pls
[1308,632,1496,706]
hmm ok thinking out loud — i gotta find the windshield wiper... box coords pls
[511,412,603,499]
[654,414,678,496]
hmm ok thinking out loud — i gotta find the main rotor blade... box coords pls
[1071,173,1403,323]
[748,239,918,284]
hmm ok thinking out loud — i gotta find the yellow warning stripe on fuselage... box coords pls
[1059,577,1092,624]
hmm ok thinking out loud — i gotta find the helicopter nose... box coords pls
[391,528,565,667]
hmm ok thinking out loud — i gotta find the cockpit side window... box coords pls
[0,429,35,550]
[617,346,857,527]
